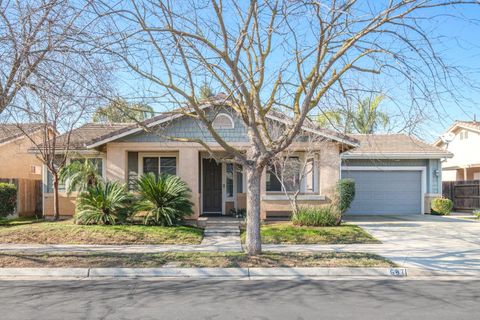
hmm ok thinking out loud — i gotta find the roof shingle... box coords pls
[0,123,44,145]
[53,123,133,150]
[343,134,451,158]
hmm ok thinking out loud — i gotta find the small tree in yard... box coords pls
[6,60,105,220]
[268,131,330,215]
[98,0,479,254]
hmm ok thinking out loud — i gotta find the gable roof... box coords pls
[0,123,44,146]
[46,123,133,151]
[87,104,359,149]
[342,134,452,159]
[434,121,480,146]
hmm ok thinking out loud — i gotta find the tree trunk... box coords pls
[52,172,60,221]
[245,164,263,255]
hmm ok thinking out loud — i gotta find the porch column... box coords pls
[178,148,200,219]
[106,144,126,182]
[319,143,340,201]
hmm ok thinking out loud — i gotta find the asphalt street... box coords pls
[1,279,479,320]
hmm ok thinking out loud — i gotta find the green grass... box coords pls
[0,251,395,268]
[0,218,203,245]
[241,223,380,244]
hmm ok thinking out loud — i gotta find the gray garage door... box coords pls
[341,170,422,215]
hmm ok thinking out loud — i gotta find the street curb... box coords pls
[0,268,89,277]
[0,267,407,279]
[89,267,250,278]
[248,267,406,277]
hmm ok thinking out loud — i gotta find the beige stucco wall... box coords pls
[43,193,77,217]
[0,133,43,180]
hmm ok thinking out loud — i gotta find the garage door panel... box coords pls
[341,170,422,215]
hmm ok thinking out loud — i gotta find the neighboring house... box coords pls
[38,105,451,219]
[434,121,480,181]
[0,124,45,216]
[342,134,452,215]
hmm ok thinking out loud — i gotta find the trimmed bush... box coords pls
[0,183,17,217]
[336,179,355,213]
[430,198,453,216]
[75,181,132,225]
[291,205,341,227]
[134,173,194,226]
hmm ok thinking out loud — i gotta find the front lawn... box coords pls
[241,223,380,244]
[0,251,394,268]
[0,218,203,245]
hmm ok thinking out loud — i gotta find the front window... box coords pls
[142,156,177,176]
[266,157,301,192]
[226,163,234,197]
[236,165,243,193]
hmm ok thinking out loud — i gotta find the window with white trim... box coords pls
[266,157,301,192]
[212,113,234,129]
[226,163,234,198]
[266,156,317,193]
[142,156,177,176]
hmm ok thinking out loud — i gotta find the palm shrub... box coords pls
[134,173,193,226]
[430,198,453,216]
[291,205,341,227]
[75,181,132,225]
[59,159,103,195]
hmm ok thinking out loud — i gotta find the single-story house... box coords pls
[342,134,452,215]
[434,121,480,181]
[37,104,451,219]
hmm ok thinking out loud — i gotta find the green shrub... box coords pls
[430,198,453,216]
[336,179,355,213]
[291,205,341,227]
[134,173,193,226]
[75,181,132,225]
[0,183,17,217]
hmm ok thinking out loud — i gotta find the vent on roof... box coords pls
[212,113,234,129]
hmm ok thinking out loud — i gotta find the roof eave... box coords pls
[341,152,453,160]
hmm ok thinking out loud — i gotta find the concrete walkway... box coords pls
[200,217,242,250]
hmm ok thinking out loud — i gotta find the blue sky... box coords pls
[111,2,480,143]
[415,6,480,140]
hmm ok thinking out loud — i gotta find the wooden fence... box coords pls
[0,178,42,217]
[442,180,480,211]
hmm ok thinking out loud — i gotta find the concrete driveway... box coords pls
[346,215,480,275]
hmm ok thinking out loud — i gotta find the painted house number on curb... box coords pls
[389,268,407,277]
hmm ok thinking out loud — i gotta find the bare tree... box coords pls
[0,0,97,114]
[5,59,103,220]
[268,131,329,215]
[98,0,479,254]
